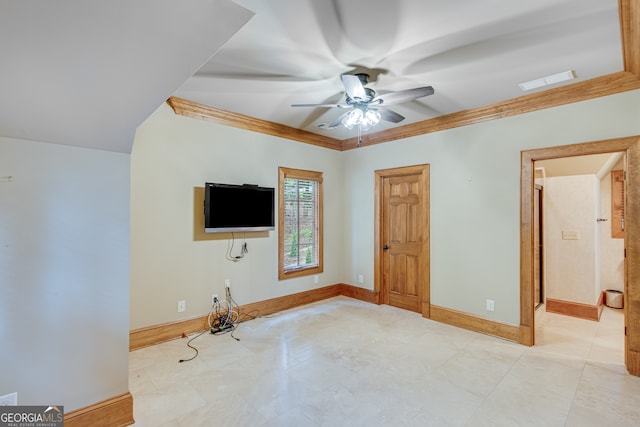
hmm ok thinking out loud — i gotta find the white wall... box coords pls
[544,175,600,305]
[130,104,344,329]
[0,137,130,411]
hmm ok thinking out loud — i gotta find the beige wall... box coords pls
[131,89,640,330]
[130,104,345,329]
[341,89,640,325]
[544,175,600,305]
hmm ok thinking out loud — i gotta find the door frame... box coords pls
[374,164,431,317]
[520,135,640,376]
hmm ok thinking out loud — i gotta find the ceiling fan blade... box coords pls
[373,86,434,106]
[326,111,351,128]
[291,103,342,108]
[378,107,405,123]
[319,110,352,129]
[341,74,367,100]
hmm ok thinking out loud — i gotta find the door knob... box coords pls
[383,245,389,250]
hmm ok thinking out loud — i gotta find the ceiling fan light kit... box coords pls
[292,73,434,147]
[342,108,381,130]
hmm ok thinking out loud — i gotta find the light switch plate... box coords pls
[562,230,580,240]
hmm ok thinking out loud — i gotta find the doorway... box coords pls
[374,164,430,317]
[520,136,640,376]
[533,154,626,366]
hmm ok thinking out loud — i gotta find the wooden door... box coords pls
[376,165,430,315]
[612,170,625,238]
[623,158,629,367]
[534,185,543,307]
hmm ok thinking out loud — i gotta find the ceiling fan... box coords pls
[291,73,434,146]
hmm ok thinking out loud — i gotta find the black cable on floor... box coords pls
[178,330,208,363]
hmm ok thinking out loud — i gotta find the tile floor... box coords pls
[129,296,639,426]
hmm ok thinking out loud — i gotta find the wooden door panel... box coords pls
[389,260,421,312]
[407,204,419,242]
[388,255,420,296]
[406,256,419,296]
[389,204,407,242]
[390,254,405,294]
[612,170,624,238]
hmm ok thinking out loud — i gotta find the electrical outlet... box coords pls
[177,300,186,313]
[212,294,219,305]
[486,299,495,312]
[358,274,364,283]
[224,279,231,288]
[314,275,319,284]
[0,392,17,406]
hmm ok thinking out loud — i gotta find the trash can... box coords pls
[605,289,623,309]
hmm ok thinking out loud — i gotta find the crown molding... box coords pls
[166,96,343,151]
[343,71,640,150]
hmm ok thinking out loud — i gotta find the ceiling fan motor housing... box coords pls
[346,87,376,104]
[353,73,370,84]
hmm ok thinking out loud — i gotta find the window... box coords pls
[278,167,323,280]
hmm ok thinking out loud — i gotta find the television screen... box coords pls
[204,183,275,233]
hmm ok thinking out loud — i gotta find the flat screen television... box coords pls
[204,183,275,233]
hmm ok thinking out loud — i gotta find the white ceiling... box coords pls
[536,152,625,177]
[0,0,254,152]
[175,0,624,140]
[0,0,625,152]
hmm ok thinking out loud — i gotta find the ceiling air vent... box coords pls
[518,70,576,91]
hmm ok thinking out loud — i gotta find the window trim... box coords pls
[278,167,323,280]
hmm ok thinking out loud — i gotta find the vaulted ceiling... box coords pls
[0,0,254,152]
[1,0,639,153]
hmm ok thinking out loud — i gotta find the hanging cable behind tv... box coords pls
[226,233,248,262]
